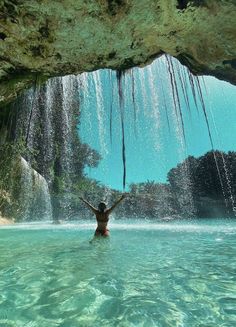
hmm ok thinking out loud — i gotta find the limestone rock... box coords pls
[0,0,236,105]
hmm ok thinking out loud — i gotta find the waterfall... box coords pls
[6,54,233,221]
[78,57,221,217]
[92,71,109,157]
[160,57,196,217]
[14,75,83,220]
[78,70,113,199]
[20,157,52,221]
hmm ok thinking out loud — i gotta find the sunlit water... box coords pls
[0,219,236,327]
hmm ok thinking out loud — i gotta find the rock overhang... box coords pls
[0,0,236,106]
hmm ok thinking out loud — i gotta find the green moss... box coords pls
[0,142,24,220]
[0,73,49,109]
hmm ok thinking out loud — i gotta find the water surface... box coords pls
[0,219,236,327]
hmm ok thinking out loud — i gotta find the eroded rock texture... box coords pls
[0,0,236,105]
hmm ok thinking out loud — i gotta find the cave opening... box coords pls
[1,56,236,223]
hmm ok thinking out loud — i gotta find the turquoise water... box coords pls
[0,219,236,327]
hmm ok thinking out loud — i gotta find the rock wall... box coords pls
[0,146,52,221]
[0,0,236,106]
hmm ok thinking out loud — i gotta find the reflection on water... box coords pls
[0,219,236,327]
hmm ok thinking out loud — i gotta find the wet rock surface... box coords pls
[0,0,236,105]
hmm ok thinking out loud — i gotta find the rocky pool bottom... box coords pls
[0,219,236,327]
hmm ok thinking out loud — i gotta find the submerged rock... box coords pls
[0,0,236,105]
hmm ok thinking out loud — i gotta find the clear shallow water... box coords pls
[0,219,236,327]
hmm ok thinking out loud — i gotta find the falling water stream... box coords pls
[78,56,220,216]
[20,157,52,221]
[7,55,236,220]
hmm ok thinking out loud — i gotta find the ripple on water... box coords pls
[0,220,236,326]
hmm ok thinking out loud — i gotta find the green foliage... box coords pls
[72,178,177,219]
[71,150,236,219]
[0,141,26,219]
[168,150,236,217]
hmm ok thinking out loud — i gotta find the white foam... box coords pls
[0,220,236,234]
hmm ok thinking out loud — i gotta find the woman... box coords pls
[79,194,126,237]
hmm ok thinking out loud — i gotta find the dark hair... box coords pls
[98,202,107,212]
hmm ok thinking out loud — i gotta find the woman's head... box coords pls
[98,201,107,212]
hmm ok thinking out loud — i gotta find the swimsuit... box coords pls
[95,228,109,237]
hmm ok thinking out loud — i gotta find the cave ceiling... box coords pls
[0,0,236,106]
